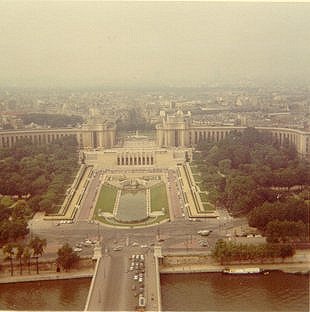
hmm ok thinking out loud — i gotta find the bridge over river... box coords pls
[84,245,161,311]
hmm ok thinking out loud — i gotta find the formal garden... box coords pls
[94,176,170,227]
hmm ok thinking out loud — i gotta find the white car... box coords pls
[197,230,212,236]
[73,247,82,252]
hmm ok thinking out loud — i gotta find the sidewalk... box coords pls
[0,268,94,284]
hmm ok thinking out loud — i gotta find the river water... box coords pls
[0,278,91,311]
[0,272,308,311]
[161,271,309,311]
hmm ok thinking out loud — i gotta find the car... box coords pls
[133,275,138,280]
[138,277,143,283]
[112,246,122,251]
[140,255,144,261]
[197,230,212,236]
[130,266,134,271]
[132,242,139,247]
[73,247,82,252]
[140,245,148,248]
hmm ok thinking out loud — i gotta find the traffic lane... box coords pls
[168,182,183,219]
[168,172,183,219]
[78,174,100,220]
[78,174,101,220]
[87,255,110,311]
[103,252,137,311]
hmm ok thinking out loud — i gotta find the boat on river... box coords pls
[223,267,261,274]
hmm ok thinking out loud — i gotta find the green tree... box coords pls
[30,236,46,274]
[279,244,295,261]
[266,220,307,243]
[3,243,15,276]
[23,246,31,274]
[56,243,80,271]
[16,244,25,275]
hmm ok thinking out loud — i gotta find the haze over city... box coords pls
[1,1,310,88]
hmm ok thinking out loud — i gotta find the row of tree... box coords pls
[116,108,154,132]
[21,113,83,128]
[0,136,79,246]
[0,200,30,246]
[212,239,295,264]
[2,238,80,276]
[2,236,46,276]
[194,127,309,242]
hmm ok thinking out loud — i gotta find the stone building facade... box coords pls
[0,111,309,159]
[156,111,310,158]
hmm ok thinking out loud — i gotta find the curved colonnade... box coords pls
[156,113,310,158]
[0,119,309,159]
[0,123,116,150]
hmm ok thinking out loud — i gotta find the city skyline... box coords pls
[0,1,310,88]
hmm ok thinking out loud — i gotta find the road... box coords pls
[29,210,247,261]
[27,168,251,311]
[77,171,102,221]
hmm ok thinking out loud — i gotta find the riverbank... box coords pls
[160,249,310,275]
[0,268,94,284]
[160,262,309,274]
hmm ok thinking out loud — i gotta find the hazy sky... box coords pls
[0,1,310,88]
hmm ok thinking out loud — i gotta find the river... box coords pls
[161,271,309,311]
[0,272,308,311]
[0,278,91,311]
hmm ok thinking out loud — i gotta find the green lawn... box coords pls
[150,182,168,211]
[95,184,117,214]
[190,165,200,174]
[193,174,203,183]
[202,202,215,211]
[199,192,208,202]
